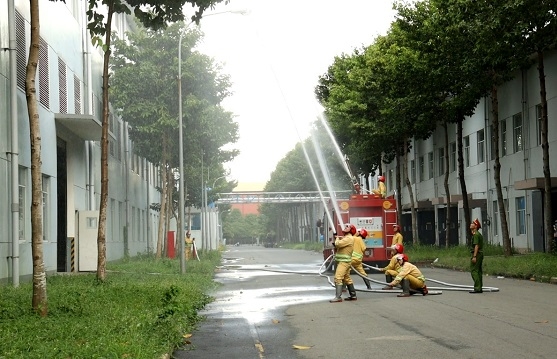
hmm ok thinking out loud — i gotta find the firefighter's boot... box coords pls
[382,274,393,290]
[344,283,357,301]
[363,278,372,289]
[329,285,343,303]
[342,283,347,293]
[397,279,411,297]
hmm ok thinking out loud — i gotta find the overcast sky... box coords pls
[195,0,396,186]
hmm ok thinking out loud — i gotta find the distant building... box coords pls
[231,182,265,216]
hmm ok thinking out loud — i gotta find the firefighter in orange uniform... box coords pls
[391,224,403,247]
[185,232,194,260]
[386,254,428,297]
[380,243,404,290]
[330,224,356,303]
[351,228,372,290]
[371,175,387,198]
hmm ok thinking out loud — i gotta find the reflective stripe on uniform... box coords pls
[335,253,352,262]
[352,252,363,260]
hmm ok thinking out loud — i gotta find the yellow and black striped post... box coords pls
[70,237,75,272]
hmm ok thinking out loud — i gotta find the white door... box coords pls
[77,210,99,271]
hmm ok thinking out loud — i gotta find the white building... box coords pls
[384,53,557,252]
[0,0,162,283]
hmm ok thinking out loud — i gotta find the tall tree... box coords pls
[520,0,557,253]
[110,21,237,255]
[86,0,228,280]
[26,0,47,316]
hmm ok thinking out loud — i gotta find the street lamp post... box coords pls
[178,10,246,271]
[178,35,185,273]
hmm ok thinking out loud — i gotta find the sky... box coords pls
[194,0,397,186]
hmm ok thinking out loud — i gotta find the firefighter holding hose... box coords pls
[371,175,386,198]
[351,228,372,290]
[380,243,404,290]
[329,224,356,303]
[386,254,428,297]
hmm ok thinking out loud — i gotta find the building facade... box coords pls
[384,53,557,251]
[1,0,161,283]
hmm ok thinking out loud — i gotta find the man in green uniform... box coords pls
[469,218,484,293]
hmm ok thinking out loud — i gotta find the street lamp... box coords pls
[178,10,245,272]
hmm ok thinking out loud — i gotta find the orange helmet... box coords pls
[392,243,404,254]
[378,175,385,182]
[358,228,368,238]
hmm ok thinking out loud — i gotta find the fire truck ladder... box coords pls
[384,208,398,258]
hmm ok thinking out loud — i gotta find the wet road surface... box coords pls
[173,245,332,359]
[173,245,557,359]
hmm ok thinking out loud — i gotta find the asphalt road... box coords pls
[173,246,557,359]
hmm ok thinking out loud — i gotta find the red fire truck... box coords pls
[323,192,398,270]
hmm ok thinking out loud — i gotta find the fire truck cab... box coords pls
[323,192,398,271]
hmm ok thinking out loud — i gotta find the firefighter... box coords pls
[329,223,356,303]
[469,218,484,294]
[350,228,371,291]
[185,232,194,260]
[379,243,404,290]
[391,224,403,247]
[371,175,386,198]
[386,254,428,297]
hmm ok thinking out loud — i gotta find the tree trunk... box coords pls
[96,1,115,282]
[156,158,168,259]
[165,165,173,256]
[443,122,451,248]
[456,117,471,246]
[403,140,418,244]
[395,150,403,226]
[27,0,47,316]
[491,86,512,256]
[537,50,553,253]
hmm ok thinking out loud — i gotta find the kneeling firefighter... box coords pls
[386,254,428,297]
[379,243,404,290]
[330,224,356,303]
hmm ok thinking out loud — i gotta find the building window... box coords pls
[19,167,28,242]
[516,197,526,235]
[477,129,485,164]
[493,200,498,236]
[74,75,82,114]
[501,119,507,156]
[58,58,67,113]
[410,160,415,184]
[428,151,434,179]
[388,169,393,190]
[419,156,425,182]
[38,37,50,109]
[504,198,509,227]
[15,11,26,90]
[535,104,543,146]
[464,135,470,167]
[513,112,523,152]
[438,147,445,176]
[42,176,49,242]
[450,142,456,172]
